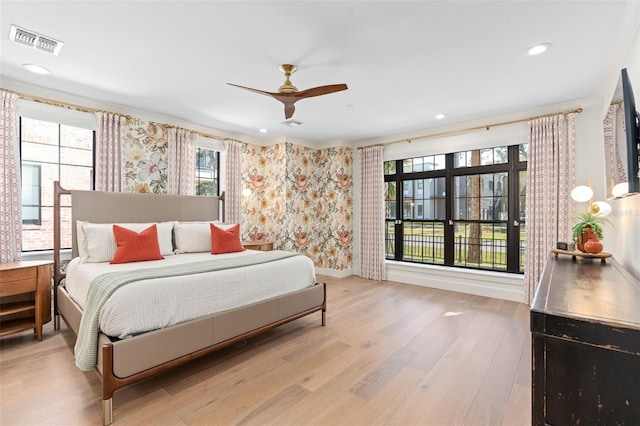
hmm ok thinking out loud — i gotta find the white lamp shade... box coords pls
[612,182,629,198]
[592,201,612,217]
[570,185,593,202]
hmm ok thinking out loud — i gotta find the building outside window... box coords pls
[195,147,219,196]
[384,144,527,273]
[20,117,95,251]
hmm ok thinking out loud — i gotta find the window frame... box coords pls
[195,147,220,196]
[385,144,527,273]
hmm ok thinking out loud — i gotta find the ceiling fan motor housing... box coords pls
[278,64,298,93]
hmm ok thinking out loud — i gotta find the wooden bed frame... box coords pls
[52,182,327,425]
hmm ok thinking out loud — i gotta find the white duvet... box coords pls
[65,251,316,339]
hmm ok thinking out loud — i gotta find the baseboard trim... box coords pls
[386,261,524,303]
[315,267,353,278]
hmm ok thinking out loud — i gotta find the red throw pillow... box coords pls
[210,223,246,254]
[110,224,164,264]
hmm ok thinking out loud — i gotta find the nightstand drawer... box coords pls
[0,279,37,297]
[243,241,274,251]
[0,267,37,283]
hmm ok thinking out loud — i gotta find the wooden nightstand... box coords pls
[0,260,52,341]
[243,241,274,251]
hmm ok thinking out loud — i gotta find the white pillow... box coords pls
[79,221,176,263]
[174,221,238,253]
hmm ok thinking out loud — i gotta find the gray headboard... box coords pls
[69,189,223,258]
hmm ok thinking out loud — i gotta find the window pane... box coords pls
[20,118,94,251]
[454,151,468,168]
[453,222,507,271]
[433,154,446,170]
[384,160,396,175]
[402,221,445,264]
[385,221,395,259]
[402,159,413,173]
[405,178,446,220]
[385,181,396,219]
[455,173,508,221]
[195,148,219,196]
[21,164,40,225]
[494,146,508,164]
[519,143,529,162]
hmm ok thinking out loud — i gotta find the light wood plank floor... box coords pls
[0,275,531,425]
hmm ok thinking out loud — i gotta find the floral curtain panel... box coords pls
[167,127,196,195]
[0,90,22,262]
[95,112,127,192]
[603,103,627,188]
[225,139,242,223]
[524,113,576,304]
[359,145,386,280]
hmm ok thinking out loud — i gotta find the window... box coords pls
[195,147,219,196]
[21,164,41,225]
[20,117,95,251]
[384,143,527,273]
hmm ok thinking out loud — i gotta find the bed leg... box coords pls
[102,398,113,425]
[322,310,326,326]
[54,314,60,330]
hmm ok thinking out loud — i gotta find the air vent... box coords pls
[9,25,63,56]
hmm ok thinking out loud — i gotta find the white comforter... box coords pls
[65,251,316,339]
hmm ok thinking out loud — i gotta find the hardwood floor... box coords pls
[0,275,531,425]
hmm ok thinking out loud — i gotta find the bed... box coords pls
[52,182,326,425]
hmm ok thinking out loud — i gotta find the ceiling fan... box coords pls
[227,64,348,119]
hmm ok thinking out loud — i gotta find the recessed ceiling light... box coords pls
[281,119,302,127]
[435,113,446,120]
[526,43,551,56]
[259,128,268,133]
[23,63,50,75]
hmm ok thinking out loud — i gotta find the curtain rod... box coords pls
[357,107,583,150]
[4,88,242,143]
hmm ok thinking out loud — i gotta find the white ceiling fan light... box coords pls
[525,43,552,56]
[282,119,303,127]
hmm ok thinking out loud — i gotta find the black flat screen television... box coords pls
[621,68,640,194]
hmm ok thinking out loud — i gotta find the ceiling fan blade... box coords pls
[294,84,348,99]
[284,102,296,119]
[226,83,279,98]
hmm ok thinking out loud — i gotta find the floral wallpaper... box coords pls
[117,119,353,272]
[241,142,353,271]
[123,118,169,194]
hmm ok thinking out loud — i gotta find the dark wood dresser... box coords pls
[531,254,640,425]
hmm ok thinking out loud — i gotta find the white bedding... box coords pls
[65,251,316,339]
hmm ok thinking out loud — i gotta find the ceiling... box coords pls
[1,1,638,144]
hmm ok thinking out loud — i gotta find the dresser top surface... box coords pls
[531,254,640,329]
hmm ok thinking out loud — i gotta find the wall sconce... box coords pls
[611,181,629,198]
[242,187,251,197]
[571,181,611,216]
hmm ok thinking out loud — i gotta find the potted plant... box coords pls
[571,211,612,252]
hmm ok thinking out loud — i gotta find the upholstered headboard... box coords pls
[69,189,223,258]
[52,182,225,287]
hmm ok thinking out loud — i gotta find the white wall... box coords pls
[601,21,640,279]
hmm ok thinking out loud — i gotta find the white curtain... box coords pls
[524,113,576,304]
[603,103,627,188]
[359,145,386,280]
[224,139,242,224]
[167,128,197,195]
[0,90,22,263]
[95,112,127,192]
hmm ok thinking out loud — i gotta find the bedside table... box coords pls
[243,241,274,251]
[0,260,52,341]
